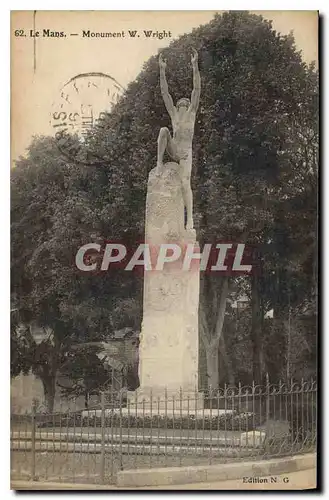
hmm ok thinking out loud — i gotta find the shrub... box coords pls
[80,410,259,431]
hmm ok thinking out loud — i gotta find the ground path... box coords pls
[11,468,317,490]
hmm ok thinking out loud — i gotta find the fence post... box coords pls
[100,392,106,484]
[265,372,270,453]
[31,399,36,481]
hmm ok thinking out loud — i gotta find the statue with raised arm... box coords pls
[157,49,201,231]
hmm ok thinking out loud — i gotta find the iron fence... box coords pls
[11,378,317,485]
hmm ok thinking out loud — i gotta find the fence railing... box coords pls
[11,379,317,485]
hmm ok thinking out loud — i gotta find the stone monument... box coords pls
[128,49,202,411]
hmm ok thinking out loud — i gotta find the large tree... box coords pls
[11,136,143,410]
[83,11,318,387]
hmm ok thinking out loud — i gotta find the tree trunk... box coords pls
[205,345,219,390]
[271,268,290,381]
[251,273,263,384]
[198,325,208,391]
[42,376,56,413]
[199,276,229,390]
[219,335,235,386]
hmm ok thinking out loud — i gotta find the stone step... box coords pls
[11,429,266,449]
[11,439,261,457]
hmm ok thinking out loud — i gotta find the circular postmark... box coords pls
[50,72,124,165]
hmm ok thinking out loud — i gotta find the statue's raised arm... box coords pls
[189,49,201,114]
[156,49,201,232]
[159,53,176,119]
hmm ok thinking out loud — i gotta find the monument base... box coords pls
[127,389,204,412]
[136,162,201,412]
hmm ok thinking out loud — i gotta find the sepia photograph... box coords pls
[10,9,318,491]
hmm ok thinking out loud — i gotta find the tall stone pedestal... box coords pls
[129,162,202,410]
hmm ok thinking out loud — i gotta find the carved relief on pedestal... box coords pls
[146,163,185,241]
[144,274,185,312]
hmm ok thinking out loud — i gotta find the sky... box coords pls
[11,10,318,162]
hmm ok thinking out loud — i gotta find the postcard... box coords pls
[11,10,318,491]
